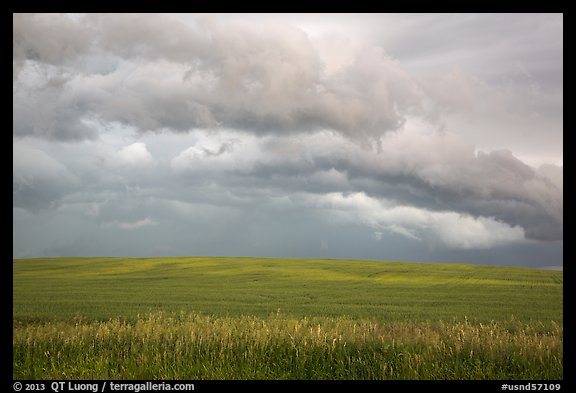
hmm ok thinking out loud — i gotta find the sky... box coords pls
[13,13,563,269]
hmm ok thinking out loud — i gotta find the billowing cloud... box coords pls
[13,13,424,142]
[313,192,526,249]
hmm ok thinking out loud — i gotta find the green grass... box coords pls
[13,257,563,379]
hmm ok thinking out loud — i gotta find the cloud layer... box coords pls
[13,14,563,265]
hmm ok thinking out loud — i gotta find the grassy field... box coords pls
[13,257,563,379]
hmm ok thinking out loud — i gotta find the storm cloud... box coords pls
[13,13,563,267]
[169,128,562,242]
[13,13,424,142]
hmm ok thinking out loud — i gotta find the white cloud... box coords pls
[170,133,249,173]
[309,169,349,188]
[115,142,153,166]
[315,192,526,249]
[104,217,158,230]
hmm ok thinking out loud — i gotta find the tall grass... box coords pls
[13,312,562,380]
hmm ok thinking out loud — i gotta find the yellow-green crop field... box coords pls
[13,257,563,379]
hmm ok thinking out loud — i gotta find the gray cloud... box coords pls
[13,13,91,72]
[13,142,78,210]
[12,14,563,265]
[13,13,424,142]
[13,73,99,141]
[169,129,562,242]
[375,14,563,85]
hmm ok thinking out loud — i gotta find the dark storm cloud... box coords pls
[170,130,562,242]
